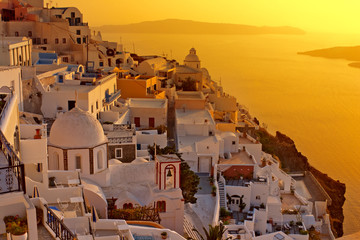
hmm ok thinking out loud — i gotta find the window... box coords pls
[71,12,75,18]
[55,38,59,44]
[83,37,86,43]
[123,203,133,209]
[115,148,123,159]
[97,150,103,169]
[28,31,32,37]
[75,155,81,171]
[43,38,47,44]
[15,31,19,36]
[149,117,155,128]
[76,30,81,35]
[96,101,99,109]
[256,195,261,200]
[62,38,66,44]
[99,61,104,67]
[76,38,81,44]
[134,117,140,127]
[91,105,94,113]
[63,57,68,63]
[53,152,59,170]
[232,141,236,145]
[156,201,166,212]
[55,15,61,19]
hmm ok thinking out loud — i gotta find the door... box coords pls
[134,117,140,127]
[68,100,76,111]
[198,156,211,173]
[149,117,155,128]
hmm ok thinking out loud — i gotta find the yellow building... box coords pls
[117,75,165,99]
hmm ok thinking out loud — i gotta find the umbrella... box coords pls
[33,185,40,198]
[90,206,99,237]
[91,206,99,223]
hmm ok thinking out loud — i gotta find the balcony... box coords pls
[104,90,121,105]
[0,164,25,194]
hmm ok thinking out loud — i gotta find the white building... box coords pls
[38,66,120,119]
[176,108,219,173]
[0,37,32,67]
[128,98,168,129]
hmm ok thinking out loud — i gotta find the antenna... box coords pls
[133,42,135,53]
[75,90,78,107]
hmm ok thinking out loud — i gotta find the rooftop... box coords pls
[219,151,255,165]
[176,109,214,125]
[175,91,205,100]
[156,154,181,163]
[281,193,304,211]
[128,98,167,109]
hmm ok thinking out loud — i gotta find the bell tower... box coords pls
[155,155,181,190]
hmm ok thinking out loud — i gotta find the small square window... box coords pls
[43,38,47,44]
[96,101,99,109]
[232,141,236,145]
[76,30,81,35]
[99,61,104,67]
[55,38,59,44]
[256,195,260,200]
[62,38,66,44]
[115,148,123,159]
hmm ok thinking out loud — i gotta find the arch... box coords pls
[97,150,103,170]
[75,154,82,172]
[163,164,176,189]
[52,152,60,170]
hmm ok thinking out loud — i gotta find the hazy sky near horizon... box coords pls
[53,0,360,34]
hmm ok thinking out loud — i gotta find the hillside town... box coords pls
[0,0,336,239]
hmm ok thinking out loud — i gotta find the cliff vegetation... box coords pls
[255,128,346,237]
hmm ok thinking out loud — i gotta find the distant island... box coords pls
[94,19,305,35]
[299,45,360,69]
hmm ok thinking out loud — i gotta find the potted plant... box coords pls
[161,231,167,239]
[4,215,28,240]
[209,176,214,186]
[211,185,216,196]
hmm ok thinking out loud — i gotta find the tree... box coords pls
[239,195,246,212]
[148,145,200,203]
[193,223,230,240]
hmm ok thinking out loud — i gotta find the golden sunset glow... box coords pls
[54,0,360,33]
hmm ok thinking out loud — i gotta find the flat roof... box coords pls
[0,66,19,72]
[156,154,181,163]
[176,91,205,100]
[128,98,167,108]
[239,135,256,144]
[178,135,218,153]
[219,151,255,165]
[281,193,304,210]
[176,109,215,125]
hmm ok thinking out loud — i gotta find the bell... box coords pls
[167,169,172,177]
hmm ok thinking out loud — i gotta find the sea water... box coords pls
[102,32,360,235]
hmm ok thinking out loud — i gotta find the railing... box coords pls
[0,164,25,194]
[0,130,21,166]
[45,204,77,240]
[105,90,121,104]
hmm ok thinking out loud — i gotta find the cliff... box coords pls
[96,19,306,35]
[255,128,346,237]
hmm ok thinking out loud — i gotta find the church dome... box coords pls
[184,48,200,62]
[49,107,107,149]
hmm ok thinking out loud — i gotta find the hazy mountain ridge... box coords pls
[299,45,360,68]
[95,19,305,35]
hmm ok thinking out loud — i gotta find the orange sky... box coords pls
[51,0,360,34]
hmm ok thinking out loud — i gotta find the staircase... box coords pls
[184,216,202,240]
[218,181,226,209]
